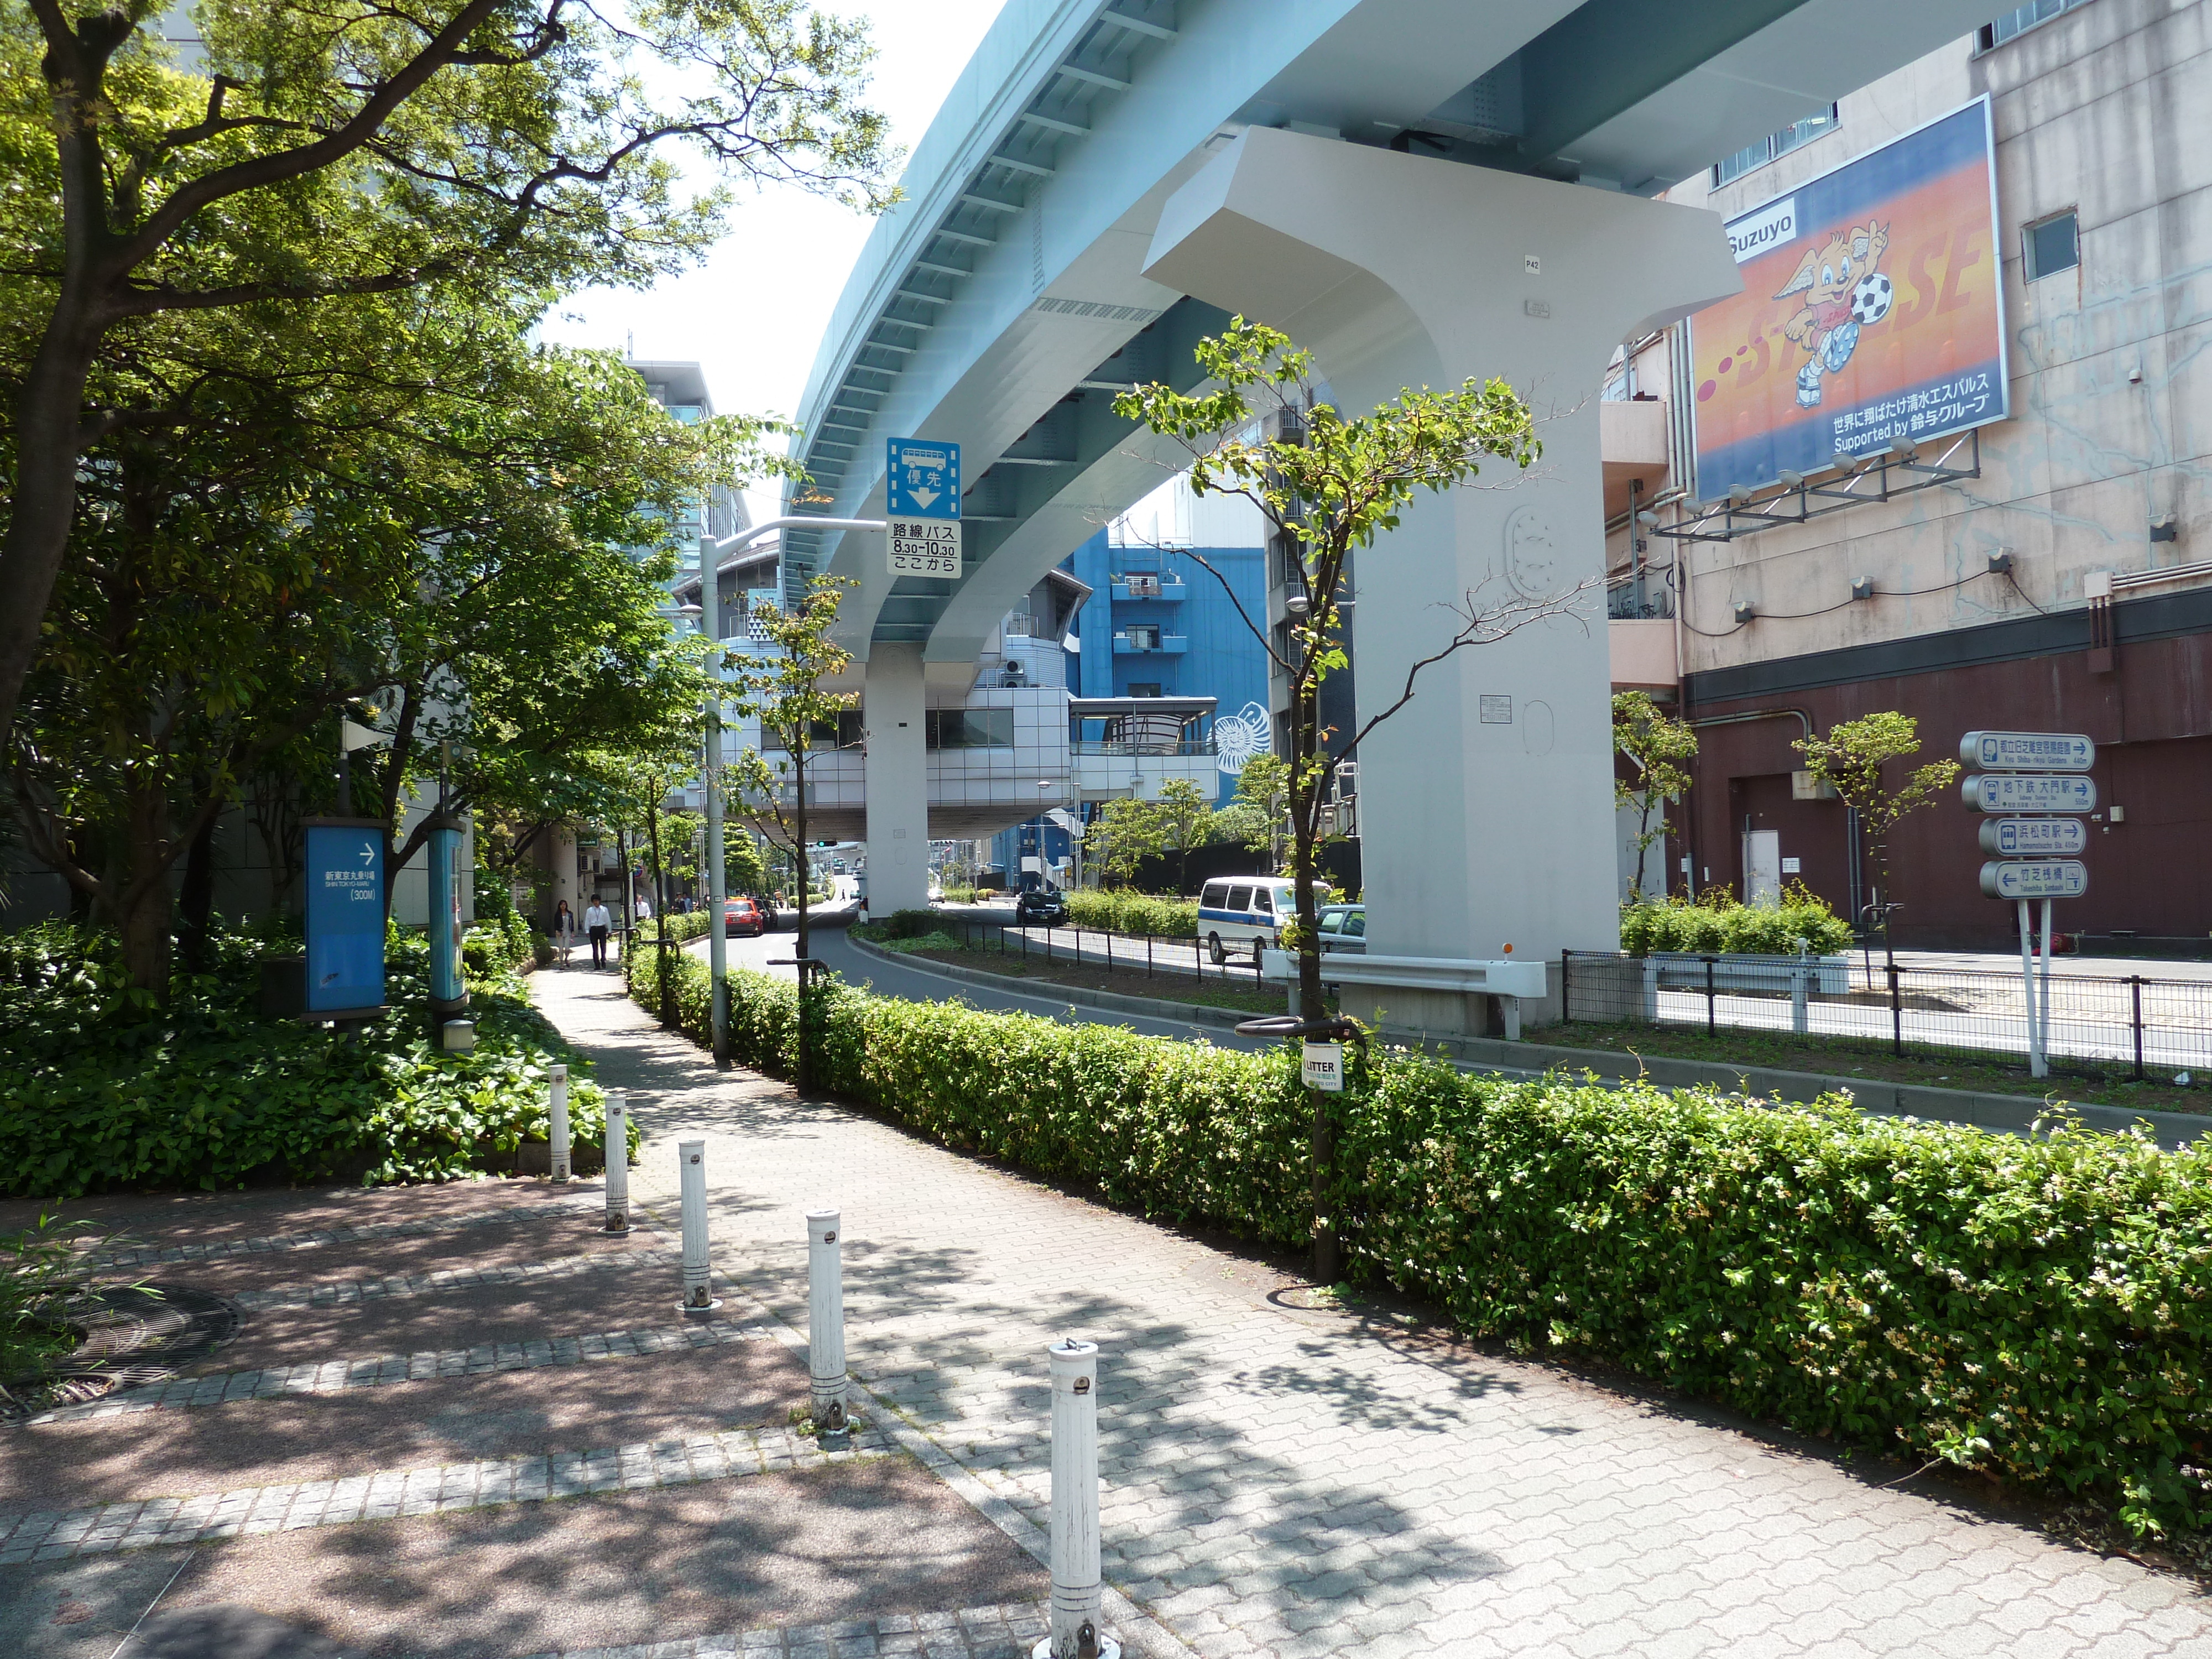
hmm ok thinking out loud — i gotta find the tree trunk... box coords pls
[0,309,101,751]
[178,805,218,974]
[648,799,674,1027]
[119,779,173,994]
[1286,683,1336,1285]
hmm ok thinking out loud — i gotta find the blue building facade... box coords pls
[1066,528,1271,804]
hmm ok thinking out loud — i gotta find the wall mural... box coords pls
[1214,701,1274,775]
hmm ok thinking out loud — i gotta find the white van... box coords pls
[1196,877,1330,964]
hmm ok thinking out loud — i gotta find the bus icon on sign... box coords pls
[887,438,960,519]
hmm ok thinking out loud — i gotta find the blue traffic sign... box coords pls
[1979,859,2089,900]
[1963,773,2096,815]
[887,438,960,519]
[1959,730,2095,772]
[304,821,386,1014]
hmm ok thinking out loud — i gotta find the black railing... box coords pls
[1560,948,2210,1084]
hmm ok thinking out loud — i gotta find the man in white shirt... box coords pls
[635,895,654,922]
[583,898,612,968]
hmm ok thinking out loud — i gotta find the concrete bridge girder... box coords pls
[1141,128,1741,1029]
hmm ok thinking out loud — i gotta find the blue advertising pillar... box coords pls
[304,819,388,1020]
[426,814,469,1032]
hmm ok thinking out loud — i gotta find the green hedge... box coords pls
[0,922,632,1197]
[627,941,2212,1539]
[1066,889,1199,938]
[1620,892,1855,956]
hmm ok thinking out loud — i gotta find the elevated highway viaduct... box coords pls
[785,0,1999,1034]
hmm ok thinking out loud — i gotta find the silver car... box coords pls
[1314,904,1366,954]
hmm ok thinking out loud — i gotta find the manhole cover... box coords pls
[2,1285,242,1420]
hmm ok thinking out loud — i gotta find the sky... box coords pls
[536,2,1013,526]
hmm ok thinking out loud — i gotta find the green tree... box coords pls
[1612,691,1697,901]
[1150,778,1217,894]
[1118,318,1579,1281]
[729,573,855,1088]
[1217,752,1291,872]
[1083,794,1165,888]
[1793,712,1959,947]
[0,1,894,750]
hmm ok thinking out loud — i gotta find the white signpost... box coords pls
[1959,730,2095,1079]
[888,517,963,576]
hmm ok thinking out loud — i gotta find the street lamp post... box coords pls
[700,517,884,1066]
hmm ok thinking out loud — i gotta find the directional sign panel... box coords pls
[1979,817,2088,857]
[1979,859,2089,900]
[886,438,960,519]
[304,822,386,1014]
[1959,730,2095,771]
[1964,773,2096,815]
[889,517,962,578]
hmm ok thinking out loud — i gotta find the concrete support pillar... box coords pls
[1144,129,1739,1036]
[862,643,930,915]
[550,825,581,928]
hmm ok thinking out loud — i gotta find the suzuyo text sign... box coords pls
[1979,860,2089,901]
[1979,817,2088,857]
[889,518,962,577]
[1959,730,2094,771]
[304,821,387,1014]
[1964,773,2096,815]
[1301,1041,1345,1093]
[886,439,959,519]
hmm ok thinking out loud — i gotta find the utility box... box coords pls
[259,957,307,1019]
[1791,770,1839,801]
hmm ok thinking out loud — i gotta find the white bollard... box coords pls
[1034,1339,1119,1659]
[807,1209,849,1447]
[602,1091,630,1234]
[677,1139,719,1316]
[547,1065,571,1184]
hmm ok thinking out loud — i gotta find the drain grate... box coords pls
[2,1285,242,1421]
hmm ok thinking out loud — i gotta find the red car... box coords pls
[723,898,766,937]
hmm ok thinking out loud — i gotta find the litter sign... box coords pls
[1301,1041,1345,1093]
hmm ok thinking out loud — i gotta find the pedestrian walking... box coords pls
[635,894,654,923]
[584,896,612,969]
[552,899,577,968]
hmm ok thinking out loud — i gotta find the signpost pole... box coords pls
[702,535,730,1066]
[2017,898,2043,1078]
[2039,897,2055,1077]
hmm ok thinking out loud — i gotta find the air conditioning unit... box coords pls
[1125,572,1162,598]
[1334,760,1359,799]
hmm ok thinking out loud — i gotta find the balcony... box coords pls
[1112,632,1188,655]
[1600,397,1670,521]
[1109,576,1188,602]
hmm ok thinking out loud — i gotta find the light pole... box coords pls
[700,518,884,1066]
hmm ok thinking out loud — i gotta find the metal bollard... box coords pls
[807,1209,850,1447]
[602,1091,630,1234]
[677,1140,719,1316]
[547,1065,571,1184]
[1034,1339,1119,1659]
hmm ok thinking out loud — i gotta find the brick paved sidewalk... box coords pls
[533,967,2212,1659]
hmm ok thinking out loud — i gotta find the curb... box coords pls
[849,935,2208,1146]
[846,932,1262,1031]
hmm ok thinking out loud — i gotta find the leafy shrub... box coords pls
[1620,886,1854,956]
[866,909,940,941]
[938,884,979,905]
[1066,889,1198,938]
[872,930,961,955]
[628,941,2212,1539]
[0,922,631,1197]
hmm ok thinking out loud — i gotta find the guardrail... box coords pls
[953,920,1269,989]
[1561,949,2212,1082]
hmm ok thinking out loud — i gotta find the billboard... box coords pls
[1689,98,2007,497]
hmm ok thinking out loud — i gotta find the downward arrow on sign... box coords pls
[908,487,939,510]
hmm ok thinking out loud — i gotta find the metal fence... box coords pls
[1559,948,2212,1082]
[952,920,1271,990]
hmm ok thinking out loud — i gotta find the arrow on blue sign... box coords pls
[888,437,961,520]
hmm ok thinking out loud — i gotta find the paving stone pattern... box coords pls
[519,1601,1052,1659]
[535,969,2212,1659]
[25,1311,773,1423]
[90,1193,606,1269]
[228,1246,675,1311]
[0,1422,888,1563]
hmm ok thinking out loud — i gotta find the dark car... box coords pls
[1015,887,1070,926]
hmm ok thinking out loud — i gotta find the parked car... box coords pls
[1313,904,1366,954]
[1015,886,1070,926]
[1197,877,1337,964]
[723,897,766,937]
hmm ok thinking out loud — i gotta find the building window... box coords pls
[1979,0,2093,51]
[2023,211,2079,280]
[764,710,864,752]
[1126,682,1162,697]
[1713,106,1840,187]
[925,708,1014,750]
